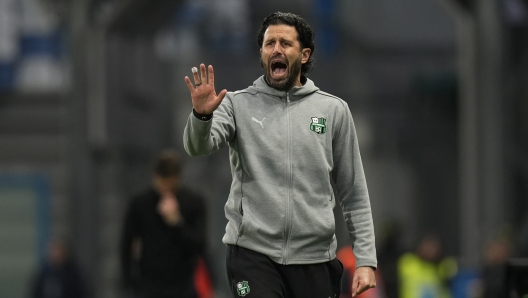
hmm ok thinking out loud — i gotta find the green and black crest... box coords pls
[310,117,327,134]
[236,280,250,296]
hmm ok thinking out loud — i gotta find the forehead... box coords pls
[263,24,299,41]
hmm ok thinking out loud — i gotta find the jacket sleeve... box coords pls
[332,102,377,269]
[183,93,236,156]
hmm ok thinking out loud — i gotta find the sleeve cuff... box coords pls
[193,109,213,121]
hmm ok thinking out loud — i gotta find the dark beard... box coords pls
[262,55,302,91]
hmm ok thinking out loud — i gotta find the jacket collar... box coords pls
[248,75,319,100]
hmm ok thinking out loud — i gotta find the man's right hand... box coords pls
[184,63,227,115]
[157,192,182,226]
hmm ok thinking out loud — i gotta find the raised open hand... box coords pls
[184,63,227,115]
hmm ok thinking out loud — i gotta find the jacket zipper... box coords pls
[282,93,292,264]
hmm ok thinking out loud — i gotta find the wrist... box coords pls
[193,109,213,121]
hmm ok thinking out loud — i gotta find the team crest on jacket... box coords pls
[236,280,250,296]
[310,117,327,134]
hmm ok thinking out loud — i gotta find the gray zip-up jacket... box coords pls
[184,76,377,268]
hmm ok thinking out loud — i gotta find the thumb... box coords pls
[208,89,227,114]
[217,89,228,102]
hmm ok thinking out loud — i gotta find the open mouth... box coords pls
[271,60,288,78]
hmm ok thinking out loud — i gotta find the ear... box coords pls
[260,48,263,55]
[301,48,311,64]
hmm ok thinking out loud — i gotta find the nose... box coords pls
[272,42,282,55]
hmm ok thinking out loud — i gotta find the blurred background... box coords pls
[0,0,527,297]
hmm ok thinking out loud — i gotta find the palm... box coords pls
[184,64,227,115]
[192,84,222,114]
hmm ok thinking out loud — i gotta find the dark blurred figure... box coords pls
[481,237,512,298]
[397,234,457,298]
[377,221,403,298]
[120,149,208,298]
[31,239,86,298]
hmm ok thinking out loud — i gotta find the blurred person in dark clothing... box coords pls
[376,221,403,298]
[481,236,512,298]
[120,150,208,298]
[31,238,86,298]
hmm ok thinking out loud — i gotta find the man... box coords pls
[397,234,456,298]
[183,12,376,298]
[120,150,207,298]
[31,238,86,298]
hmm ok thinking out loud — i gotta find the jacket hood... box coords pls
[247,75,319,100]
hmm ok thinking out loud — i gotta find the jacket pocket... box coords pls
[237,197,246,236]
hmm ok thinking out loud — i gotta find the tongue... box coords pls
[273,67,286,75]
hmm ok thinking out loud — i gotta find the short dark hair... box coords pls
[153,149,181,177]
[257,12,315,76]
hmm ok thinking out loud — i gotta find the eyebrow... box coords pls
[265,36,295,43]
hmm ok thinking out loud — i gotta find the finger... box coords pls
[200,63,207,84]
[356,282,368,295]
[351,278,358,297]
[356,278,376,295]
[184,76,195,92]
[208,65,215,88]
[192,67,201,86]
